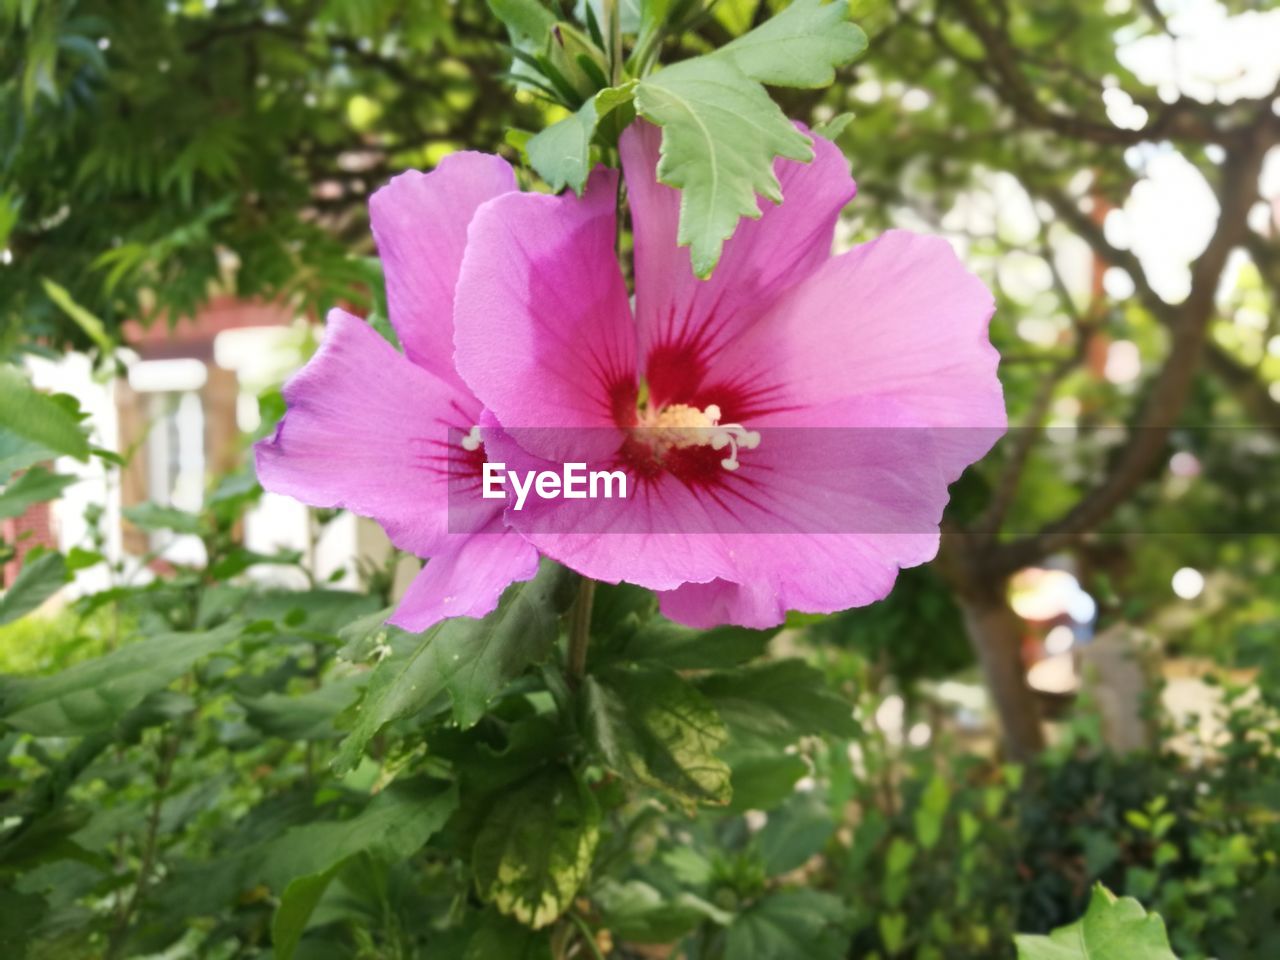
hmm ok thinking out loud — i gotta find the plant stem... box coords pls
[567,577,596,687]
[569,911,608,960]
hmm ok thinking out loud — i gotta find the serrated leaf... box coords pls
[1014,885,1180,960]
[584,665,731,808]
[634,57,812,278]
[473,767,599,929]
[718,0,866,88]
[0,552,68,627]
[333,561,574,774]
[528,81,636,193]
[0,624,239,735]
[697,659,858,749]
[0,366,89,462]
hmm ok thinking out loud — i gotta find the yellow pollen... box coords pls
[633,402,760,471]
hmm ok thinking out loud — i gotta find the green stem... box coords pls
[569,911,608,960]
[567,577,596,686]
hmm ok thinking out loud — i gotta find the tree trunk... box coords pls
[958,586,1046,762]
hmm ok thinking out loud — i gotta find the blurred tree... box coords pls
[1,0,541,348]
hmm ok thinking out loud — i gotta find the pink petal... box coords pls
[718,228,1007,478]
[454,168,637,463]
[254,308,484,557]
[389,524,541,630]
[657,580,784,630]
[619,121,855,409]
[370,153,517,390]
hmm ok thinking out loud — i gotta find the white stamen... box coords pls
[633,402,759,472]
[460,425,483,451]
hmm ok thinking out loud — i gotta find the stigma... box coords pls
[633,402,760,471]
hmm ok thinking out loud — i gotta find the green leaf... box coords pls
[527,82,636,194]
[727,752,808,812]
[757,793,835,875]
[0,367,89,462]
[0,552,68,627]
[0,884,46,957]
[697,659,858,749]
[594,879,730,943]
[584,665,731,808]
[265,778,458,960]
[122,502,204,535]
[717,0,867,88]
[1014,885,1181,960]
[0,427,56,481]
[725,889,849,960]
[634,57,812,278]
[0,466,76,520]
[0,625,239,735]
[40,278,113,354]
[238,673,367,741]
[913,774,950,852]
[813,111,855,140]
[333,561,574,774]
[272,866,340,960]
[473,767,600,929]
[487,0,556,43]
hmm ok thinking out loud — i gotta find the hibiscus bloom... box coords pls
[452,123,1005,628]
[255,154,540,630]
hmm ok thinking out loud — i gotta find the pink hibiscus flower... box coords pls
[451,123,1006,628]
[255,153,540,631]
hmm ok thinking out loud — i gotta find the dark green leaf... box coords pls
[333,561,574,774]
[725,889,849,960]
[594,879,730,943]
[264,778,458,960]
[757,793,835,875]
[697,659,858,748]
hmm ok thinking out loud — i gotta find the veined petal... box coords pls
[254,308,487,557]
[718,228,1007,478]
[389,524,541,631]
[454,168,637,463]
[370,153,517,390]
[620,121,855,410]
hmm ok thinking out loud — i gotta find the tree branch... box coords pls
[984,110,1277,574]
